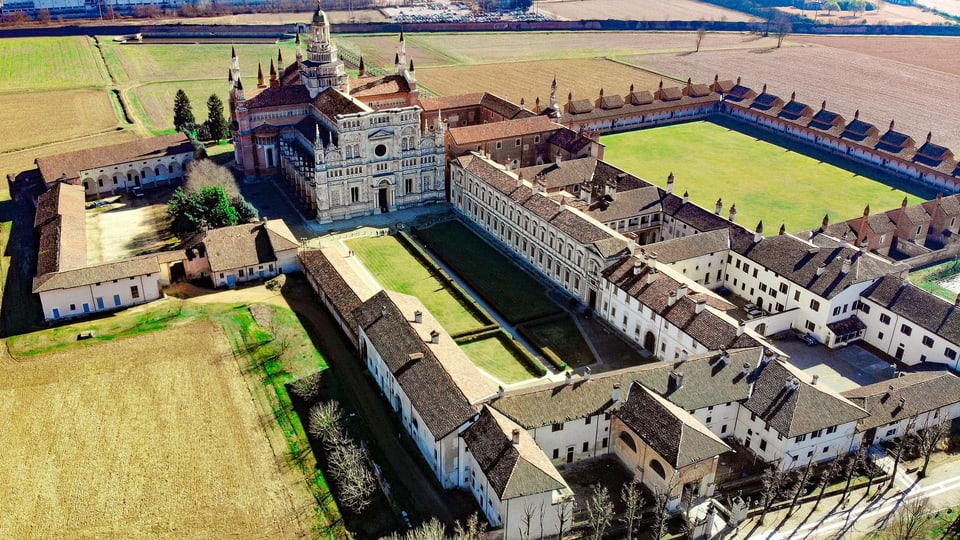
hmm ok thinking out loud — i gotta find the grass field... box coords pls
[603,121,926,231]
[909,258,960,301]
[0,318,313,538]
[458,334,540,384]
[0,129,139,181]
[130,80,229,133]
[522,317,596,369]
[0,37,107,92]
[415,220,560,324]
[347,235,487,335]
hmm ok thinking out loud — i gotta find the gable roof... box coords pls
[353,291,476,439]
[461,407,567,500]
[36,134,194,183]
[242,83,312,109]
[33,254,160,293]
[448,115,560,146]
[202,219,297,273]
[644,228,730,264]
[35,182,85,229]
[617,384,731,468]
[861,276,960,343]
[300,249,362,334]
[744,359,868,438]
[841,371,960,432]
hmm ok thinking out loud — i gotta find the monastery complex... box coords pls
[25,9,960,539]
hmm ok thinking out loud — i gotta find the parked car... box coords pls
[131,186,144,198]
[746,308,764,319]
[798,333,818,346]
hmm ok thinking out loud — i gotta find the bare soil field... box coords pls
[635,43,960,150]
[793,35,960,77]
[537,0,755,22]
[776,2,949,24]
[916,0,960,17]
[0,322,309,538]
[0,90,121,154]
[85,191,177,264]
[419,58,667,104]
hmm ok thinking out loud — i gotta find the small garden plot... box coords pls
[458,332,544,384]
[347,235,487,335]
[521,316,596,369]
[415,220,560,324]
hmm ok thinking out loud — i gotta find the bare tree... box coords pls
[384,518,447,540]
[555,498,572,540]
[651,490,671,540]
[621,480,645,540]
[184,159,240,198]
[454,513,484,540]
[758,464,788,525]
[913,418,951,479]
[519,503,535,540]
[813,454,842,510]
[695,27,706,52]
[308,400,345,446]
[887,436,911,491]
[774,14,791,49]
[328,440,376,514]
[867,497,930,540]
[586,485,613,540]
[841,447,866,503]
[787,456,816,516]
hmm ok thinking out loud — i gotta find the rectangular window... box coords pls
[130,286,139,299]
[552,449,559,459]
[833,306,842,316]
[585,416,591,425]
[946,348,957,360]
[759,439,767,451]
[721,424,727,434]
[795,434,807,443]
[810,299,820,311]
[779,282,788,294]
[901,324,912,336]
[602,437,608,448]
[794,291,801,302]
[859,302,871,314]
[922,336,934,347]
[351,187,360,203]
[405,178,414,194]
[826,426,837,435]
[551,422,564,432]
[582,442,589,452]
[805,320,816,332]
[880,313,891,325]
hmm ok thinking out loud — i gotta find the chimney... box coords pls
[555,153,562,167]
[741,362,752,377]
[955,294,960,307]
[647,266,659,285]
[565,370,573,385]
[899,397,906,409]
[648,252,658,273]
[612,383,621,403]
[811,374,819,386]
[666,172,675,195]
[927,131,933,143]
[719,349,729,366]
[511,428,521,446]
[677,283,688,299]
[860,238,869,254]
[430,330,440,344]
[779,223,786,236]
[414,310,422,323]
[854,109,860,120]
[754,221,764,243]
[633,258,643,276]
[715,198,723,215]
[841,257,852,274]
[737,321,746,336]
[498,385,505,399]
[885,384,894,398]
[762,349,775,365]
[695,298,706,314]
[679,349,689,363]
[790,91,796,102]
[821,99,827,111]
[516,171,523,188]
[584,367,592,382]
[728,204,737,223]
[816,263,826,276]
[683,190,689,204]
[381,306,387,317]
[668,291,677,307]
[670,371,684,390]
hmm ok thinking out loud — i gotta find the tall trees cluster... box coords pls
[172,89,229,142]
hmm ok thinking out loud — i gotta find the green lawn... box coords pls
[909,258,960,301]
[523,316,596,369]
[416,220,561,324]
[129,80,229,134]
[347,235,487,335]
[0,37,108,92]
[459,335,540,384]
[602,121,929,232]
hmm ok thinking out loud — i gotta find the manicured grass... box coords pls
[0,37,107,92]
[416,220,560,324]
[602,120,928,232]
[101,40,299,84]
[129,80,229,134]
[909,258,960,301]
[523,316,596,369]
[459,335,540,384]
[347,235,487,335]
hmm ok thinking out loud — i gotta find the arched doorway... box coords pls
[644,331,656,353]
[377,180,390,214]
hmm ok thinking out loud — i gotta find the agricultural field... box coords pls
[775,2,949,24]
[0,320,312,538]
[415,220,560,325]
[634,40,960,150]
[537,0,755,22]
[602,121,926,231]
[917,0,960,17]
[793,35,960,77]
[347,235,487,335]
[0,130,140,182]
[0,90,121,155]
[131,80,229,133]
[0,36,108,92]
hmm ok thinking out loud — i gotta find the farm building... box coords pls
[183,218,301,287]
[35,133,197,198]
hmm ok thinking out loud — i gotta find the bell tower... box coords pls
[300,1,349,98]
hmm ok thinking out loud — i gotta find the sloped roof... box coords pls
[661,194,731,233]
[34,182,85,229]
[862,276,960,343]
[744,359,868,438]
[300,249,362,333]
[242,84,312,109]
[34,254,159,293]
[353,291,476,439]
[449,115,560,146]
[203,219,296,273]
[36,134,194,183]
[617,384,731,468]
[461,407,567,500]
[842,371,960,432]
[350,74,410,98]
[313,87,369,118]
[644,228,730,264]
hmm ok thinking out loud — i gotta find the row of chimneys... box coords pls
[382,306,442,344]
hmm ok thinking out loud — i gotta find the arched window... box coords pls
[618,432,637,453]
[649,459,666,479]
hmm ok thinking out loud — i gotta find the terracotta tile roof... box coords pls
[617,384,731,468]
[350,74,410,98]
[461,407,567,500]
[744,359,868,438]
[661,194,731,232]
[922,194,960,219]
[628,90,654,105]
[313,87,369,118]
[644,228,730,264]
[479,93,531,119]
[779,99,813,121]
[202,219,297,273]
[862,276,960,343]
[842,371,960,432]
[36,134,194,183]
[518,157,597,190]
[35,182,85,229]
[546,127,594,154]
[34,254,159,293]
[243,84,311,110]
[585,185,663,223]
[724,83,756,102]
[656,86,683,102]
[301,249,362,334]
[684,83,712,98]
[730,227,901,300]
[598,94,625,109]
[353,290,475,439]
[448,115,560,146]
[808,108,844,131]
[418,92,485,111]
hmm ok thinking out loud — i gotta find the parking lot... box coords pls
[775,338,896,392]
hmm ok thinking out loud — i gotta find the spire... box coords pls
[228,68,233,82]
[231,45,237,59]
[235,76,245,101]
[550,76,558,110]
[400,29,405,42]
[854,109,860,120]
[395,52,400,66]
[277,47,283,66]
[409,59,415,72]
[889,119,896,131]
[927,131,933,143]
[822,214,829,229]
[902,196,908,208]
[863,204,870,216]
[358,55,366,76]
[821,100,826,110]
[295,33,302,64]
[257,62,265,88]
[779,223,786,235]
[629,83,634,93]
[269,59,278,88]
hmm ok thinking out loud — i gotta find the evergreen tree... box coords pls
[173,89,195,133]
[167,186,239,234]
[205,94,228,143]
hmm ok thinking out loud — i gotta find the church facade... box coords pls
[227,5,445,224]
